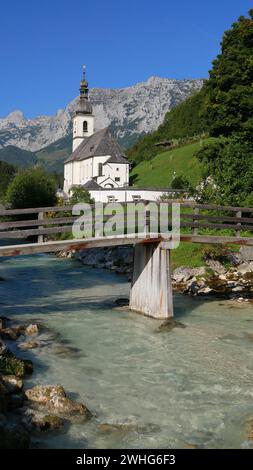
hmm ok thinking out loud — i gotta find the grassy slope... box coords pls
[130,138,214,188]
[171,243,205,270]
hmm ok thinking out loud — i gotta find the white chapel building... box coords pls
[64,72,130,195]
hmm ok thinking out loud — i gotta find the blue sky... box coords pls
[0,0,252,118]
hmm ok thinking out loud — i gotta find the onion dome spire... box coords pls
[76,65,93,115]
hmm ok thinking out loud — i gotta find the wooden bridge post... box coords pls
[129,242,173,319]
[38,212,44,243]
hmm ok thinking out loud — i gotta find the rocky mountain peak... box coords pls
[0,76,203,152]
[3,110,25,125]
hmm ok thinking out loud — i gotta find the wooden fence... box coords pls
[0,201,253,244]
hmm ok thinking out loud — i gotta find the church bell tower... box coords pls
[72,66,94,152]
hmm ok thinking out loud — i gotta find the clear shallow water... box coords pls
[0,253,253,449]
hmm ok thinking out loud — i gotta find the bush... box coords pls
[69,186,94,205]
[202,245,230,262]
[6,168,57,209]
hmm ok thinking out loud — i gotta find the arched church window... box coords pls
[83,121,88,133]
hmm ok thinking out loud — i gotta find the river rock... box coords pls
[237,263,253,275]
[198,286,215,295]
[32,413,65,431]
[240,246,253,262]
[156,319,187,333]
[0,423,30,449]
[1,375,23,393]
[0,345,33,377]
[205,259,226,274]
[0,327,23,341]
[25,385,66,404]
[18,341,39,351]
[25,324,39,336]
[172,266,206,283]
[25,384,92,419]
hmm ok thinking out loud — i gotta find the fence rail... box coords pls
[0,201,253,244]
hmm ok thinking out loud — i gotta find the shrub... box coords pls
[6,168,57,209]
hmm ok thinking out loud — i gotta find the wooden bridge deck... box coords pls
[0,234,253,257]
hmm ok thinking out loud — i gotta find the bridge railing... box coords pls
[0,201,253,244]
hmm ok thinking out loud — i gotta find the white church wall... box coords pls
[101,162,129,187]
[87,188,174,203]
[92,155,109,178]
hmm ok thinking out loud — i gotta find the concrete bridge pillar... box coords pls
[129,243,173,319]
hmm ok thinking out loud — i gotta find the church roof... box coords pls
[65,127,129,164]
[104,154,129,165]
[82,179,101,189]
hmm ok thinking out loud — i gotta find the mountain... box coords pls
[36,135,72,173]
[0,77,203,158]
[0,145,37,168]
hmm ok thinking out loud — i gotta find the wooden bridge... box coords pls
[0,201,253,320]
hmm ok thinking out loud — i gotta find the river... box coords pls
[0,253,253,449]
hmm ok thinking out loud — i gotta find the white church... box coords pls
[64,71,130,196]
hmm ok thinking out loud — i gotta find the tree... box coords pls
[196,10,253,206]
[196,135,253,206]
[6,168,57,209]
[204,10,253,137]
[69,186,94,205]
[170,174,193,191]
[0,161,16,199]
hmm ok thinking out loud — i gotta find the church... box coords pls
[64,71,130,195]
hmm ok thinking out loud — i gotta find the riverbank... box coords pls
[58,245,253,301]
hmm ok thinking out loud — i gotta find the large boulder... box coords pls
[25,384,92,419]
[25,384,66,404]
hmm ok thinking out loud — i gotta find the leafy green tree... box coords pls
[196,135,253,206]
[69,186,94,205]
[170,174,193,191]
[204,10,253,137]
[0,161,16,199]
[6,168,57,209]
[195,10,253,206]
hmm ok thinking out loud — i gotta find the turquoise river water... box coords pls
[0,253,253,449]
